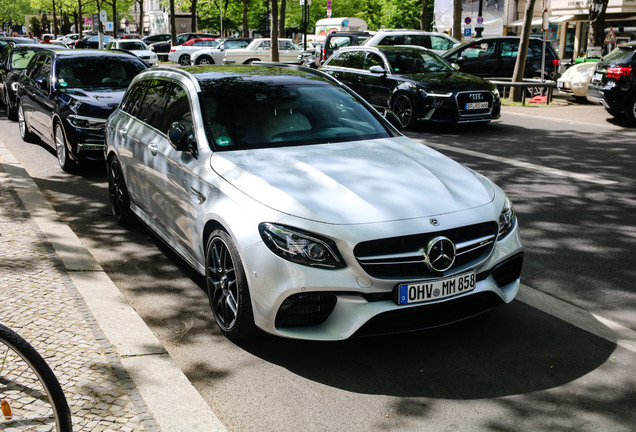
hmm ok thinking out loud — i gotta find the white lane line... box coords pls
[517,284,636,353]
[422,142,617,186]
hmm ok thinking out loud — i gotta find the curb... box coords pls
[0,139,228,432]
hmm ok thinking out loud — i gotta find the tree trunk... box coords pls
[191,0,198,33]
[587,0,609,57]
[420,0,429,31]
[137,0,144,35]
[242,0,249,38]
[112,1,118,38]
[169,0,177,44]
[52,0,58,37]
[271,0,279,62]
[509,0,537,101]
[452,0,462,40]
[279,0,286,37]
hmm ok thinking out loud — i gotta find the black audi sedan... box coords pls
[16,49,147,172]
[320,45,500,129]
[587,41,636,125]
[0,44,68,120]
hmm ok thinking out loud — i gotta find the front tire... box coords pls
[391,93,417,129]
[205,229,257,340]
[18,102,36,143]
[195,56,214,65]
[107,157,134,226]
[54,122,77,173]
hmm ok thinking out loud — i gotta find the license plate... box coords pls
[593,72,603,81]
[465,102,489,110]
[397,272,476,305]
[557,81,564,88]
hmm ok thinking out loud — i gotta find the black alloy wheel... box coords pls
[107,157,134,226]
[391,93,416,129]
[17,102,36,143]
[205,229,257,339]
[54,122,76,173]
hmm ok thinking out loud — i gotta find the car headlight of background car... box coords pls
[259,223,346,269]
[498,196,516,239]
[67,115,107,130]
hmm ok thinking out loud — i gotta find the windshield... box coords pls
[385,49,454,74]
[56,57,146,89]
[602,45,635,64]
[199,75,392,151]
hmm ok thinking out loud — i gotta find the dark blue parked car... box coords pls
[16,49,147,172]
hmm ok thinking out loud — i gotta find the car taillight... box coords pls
[552,59,560,67]
[606,66,632,79]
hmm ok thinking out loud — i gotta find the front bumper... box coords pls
[241,218,523,341]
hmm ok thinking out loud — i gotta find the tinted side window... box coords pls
[363,52,384,70]
[160,83,192,134]
[25,53,46,78]
[121,81,149,119]
[378,35,404,45]
[500,40,519,58]
[328,51,365,69]
[430,36,455,51]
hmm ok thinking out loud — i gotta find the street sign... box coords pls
[604,27,617,44]
[99,10,107,24]
[477,16,484,24]
[465,17,472,25]
[464,28,471,37]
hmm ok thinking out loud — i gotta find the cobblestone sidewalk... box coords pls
[0,164,161,431]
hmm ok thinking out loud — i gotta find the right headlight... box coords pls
[259,223,345,269]
[498,195,516,239]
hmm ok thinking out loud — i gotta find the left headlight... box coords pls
[498,196,516,239]
[67,115,107,130]
[259,223,346,269]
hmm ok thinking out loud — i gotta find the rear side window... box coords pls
[430,36,455,51]
[121,79,192,135]
[327,50,365,69]
[500,41,519,58]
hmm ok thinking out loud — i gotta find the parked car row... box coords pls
[1,35,524,343]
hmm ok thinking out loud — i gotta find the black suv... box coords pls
[443,36,560,80]
[16,49,147,172]
[586,41,636,125]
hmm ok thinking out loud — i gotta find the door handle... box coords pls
[147,143,158,155]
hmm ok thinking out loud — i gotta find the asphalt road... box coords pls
[1,99,635,431]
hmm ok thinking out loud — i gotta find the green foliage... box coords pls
[0,0,34,28]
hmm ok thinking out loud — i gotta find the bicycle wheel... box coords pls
[0,323,73,431]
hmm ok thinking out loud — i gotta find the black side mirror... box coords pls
[168,122,197,156]
[35,77,49,91]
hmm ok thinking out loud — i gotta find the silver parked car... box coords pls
[105,64,523,341]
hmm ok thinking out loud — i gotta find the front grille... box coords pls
[456,91,494,116]
[354,222,498,279]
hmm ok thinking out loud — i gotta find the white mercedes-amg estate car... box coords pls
[105,64,523,341]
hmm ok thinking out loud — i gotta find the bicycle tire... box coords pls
[0,323,73,431]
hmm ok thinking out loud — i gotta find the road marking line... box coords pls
[423,142,617,186]
[502,109,623,130]
[518,284,636,353]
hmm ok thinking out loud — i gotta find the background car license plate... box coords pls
[397,272,476,305]
[465,102,489,110]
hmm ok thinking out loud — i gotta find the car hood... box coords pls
[59,88,125,118]
[400,71,495,92]
[211,136,496,224]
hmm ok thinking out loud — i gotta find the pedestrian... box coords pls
[28,31,39,43]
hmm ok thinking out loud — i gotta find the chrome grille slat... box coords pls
[353,222,498,279]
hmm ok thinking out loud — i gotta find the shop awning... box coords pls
[510,15,574,26]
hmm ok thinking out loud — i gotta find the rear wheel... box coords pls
[178,54,191,66]
[625,94,636,125]
[205,229,257,340]
[54,123,77,173]
[17,102,36,143]
[391,93,417,129]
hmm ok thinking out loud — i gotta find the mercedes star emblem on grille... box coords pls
[425,236,456,272]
